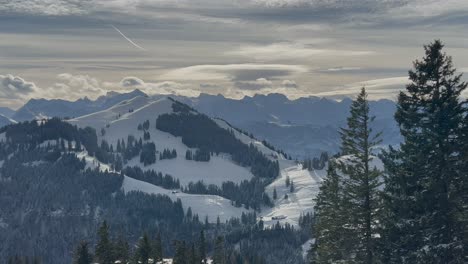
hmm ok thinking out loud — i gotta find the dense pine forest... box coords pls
[310,40,468,264]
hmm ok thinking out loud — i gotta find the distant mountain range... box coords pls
[173,93,401,158]
[3,90,401,159]
[12,89,147,121]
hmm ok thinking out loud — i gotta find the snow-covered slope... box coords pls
[69,96,326,227]
[69,96,254,186]
[0,114,17,128]
[261,160,326,227]
[122,176,252,223]
[75,148,252,223]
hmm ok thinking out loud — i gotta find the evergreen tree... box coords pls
[152,232,163,262]
[382,40,467,263]
[187,243,197,264]
[73,241,92,264]
[290,181,294,193]
[95,221,113,264]
[113,235,130,264]
[135,233,152,264]
[212,236,225,264]
[198,230,207,264]
[173,240,187,264]
[311,161,349,263]
[338,87,382,263]
[273,187,277,200]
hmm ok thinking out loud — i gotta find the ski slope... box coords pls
[261,160,326,227]
[122,176,252,223]
[69,96,254,187]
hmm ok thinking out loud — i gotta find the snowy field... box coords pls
[261,160,326,227]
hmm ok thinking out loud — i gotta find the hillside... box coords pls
[13,89,147,121]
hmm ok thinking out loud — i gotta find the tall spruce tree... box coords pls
[95,221,113,264]
[173,240,187,264]
[340,87,382,263]
[113,235,130,263]
[73,241,93,264]
[135,233,152,264]
[198,230,207,264]
[312,88,382,264]
[212,236,226,264]
[152,232,163,262]
[311,161,349,263]
[382,40,467,263]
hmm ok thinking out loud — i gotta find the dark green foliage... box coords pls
[311,162,350,263]
[135,233,152,264]
[123,166,180,189]
[213,236,226,264]
[113,235,130,263]
[95,221,113,264]
[153,233,163,262]
[73,241,92,264]
[198,230,207,264]
[156,108,279,179]
[312,88,382,264]
[173,240,187,264]
[303,152,329,171]
[140,142,156,166]
[160,148,177,160]
[381,40,467,263]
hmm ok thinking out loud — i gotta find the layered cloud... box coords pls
[227,43,375,61]
[314,77,411,100]
[159,64,308,81]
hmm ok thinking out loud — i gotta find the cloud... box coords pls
[322,67,362,72]
[43,73,106,100]
[0,74,38,99]
[159,64,308,81]
[120,76,145,87]
[281,80,297,88]
[314,77,411,100]
[235,78,273,90]
[227,43,375,61]
[1,0,89,16]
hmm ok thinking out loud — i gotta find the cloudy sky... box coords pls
[0,0,467,108]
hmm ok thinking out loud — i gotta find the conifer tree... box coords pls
[173,240,187,264]
[213,236,225,264]
[152,232,163,262]
[135,233,152,264]
[113,235,130,264]
[273,187,277,200]
[73,241,93,264]
[382,40,467,263]
[339,87,382,263]
[198,230,207,264]
[95,221,113,264]
[310,162,349,263]
[312,87,382,264]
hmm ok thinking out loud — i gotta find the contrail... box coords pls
[111,25,146,51]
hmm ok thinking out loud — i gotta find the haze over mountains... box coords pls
[6,90,401,159]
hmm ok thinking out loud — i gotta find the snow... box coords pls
[301,239,314,260]
[126,154,253,187]
[214,118,284,160]
[70,97,254,187]
[260,160,326,227]
[76,151,114,173]
[122,176,252,223]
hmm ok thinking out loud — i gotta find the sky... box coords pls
[0,0,467,108]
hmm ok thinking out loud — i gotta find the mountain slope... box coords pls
[174,93,400,159]
[0,114,17,128]
[13,89,147,121]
